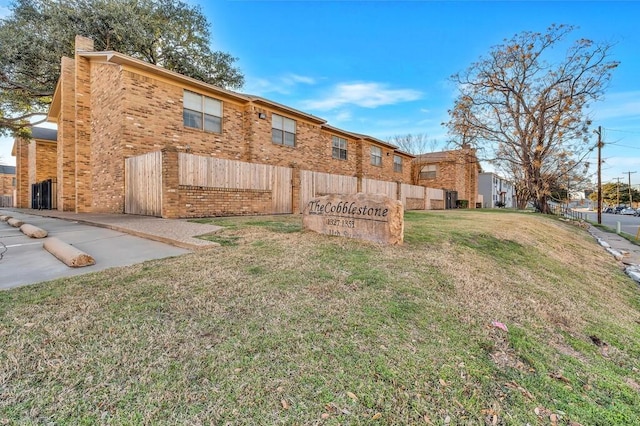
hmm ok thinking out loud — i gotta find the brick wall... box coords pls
[58,56,77,211]
[177,187,272,218]
[120,70,247,160]
[35,141,57,182]
[90,62,125,213]
[0,174,13,197]
[15,138,29,207]
[359,141,411,184]
[75,46,93,212]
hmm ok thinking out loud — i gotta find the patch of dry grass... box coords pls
[1,211,639,425]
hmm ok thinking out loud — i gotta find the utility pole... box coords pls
[613,177,622,207]
[623,171,637,207]
[596,126,602,224]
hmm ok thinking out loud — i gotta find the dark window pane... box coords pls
[184,109,202,129]
[284,132,295,147]
[272,129,283,144]
[333,147,347,160]
[204,114,221,133]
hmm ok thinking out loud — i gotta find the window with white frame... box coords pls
[183,90,222,133]
[272,114,296,146]
[332,136,347,160]
[419,164,437,179]
[393,155,402,172]
[371,146,382,166]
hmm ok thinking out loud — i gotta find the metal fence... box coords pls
[31,179,57,210]
[549,205,587,221]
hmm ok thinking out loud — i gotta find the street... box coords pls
[582,210,640,238]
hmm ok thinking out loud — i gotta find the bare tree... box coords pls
[445,24,618,213]
[387,133,439,155]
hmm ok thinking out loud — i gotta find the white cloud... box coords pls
[333,110,352,122]
[602,155,640,169]
[244,73,317,96]
[0,6,9,19]
[301,82,422,111]
[591,91,640,121]
[282,73,316,85]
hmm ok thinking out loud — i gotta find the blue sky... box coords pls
[1,0,639,186]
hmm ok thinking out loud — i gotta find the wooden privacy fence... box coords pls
[299,170,358,212]
[125,151,446,217]
[427,187,445,209]
[125,151,162,216]
[400,183,427,209]
[0,195,12,207]
[361,178,397,199]
[178,153,293,214]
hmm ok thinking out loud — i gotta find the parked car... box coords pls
[604,207,614,213]
[621,207,636,215]
[614,206,625,214]
[634,208,640,217]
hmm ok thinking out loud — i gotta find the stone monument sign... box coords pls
[302,193,404,245]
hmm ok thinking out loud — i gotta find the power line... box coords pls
[604,143,640,150]
[602,127,640,135]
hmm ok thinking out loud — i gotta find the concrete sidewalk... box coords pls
[5,208,223,250]
[0,209,202,289]
[585,224,640,282]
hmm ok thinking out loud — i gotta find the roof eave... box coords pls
[250,96,327,125]
[80,51,252,104]
[47,79,62,122]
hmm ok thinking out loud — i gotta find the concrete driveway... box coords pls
[0,210,190,290]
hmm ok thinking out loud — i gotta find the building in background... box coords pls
[478,172,515,208]
[0,164,16,207]
[413,146,481,209]
[12,127,58,209]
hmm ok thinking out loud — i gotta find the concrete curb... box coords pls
[7,217,24,228]
[587,226,640,284]
[605,247,624,261]
[626,266,640,284]
[43,237,96,267]
[20,223,48,238]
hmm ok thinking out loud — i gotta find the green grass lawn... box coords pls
[1,211,639,425]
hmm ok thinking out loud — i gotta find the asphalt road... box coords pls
[0,210,190,290]
[582,211,640,238]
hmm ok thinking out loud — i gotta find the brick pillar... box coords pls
[74,36,94,212]
[161,147,180,218]
[15,137,30,207]
[57,56,76,211]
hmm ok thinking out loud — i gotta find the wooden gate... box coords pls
[125,151,162,216]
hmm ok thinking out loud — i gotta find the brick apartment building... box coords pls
[413,148,480,208]
[0,164,16,207]
[12,127,57,209]
[13,35,478,218]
